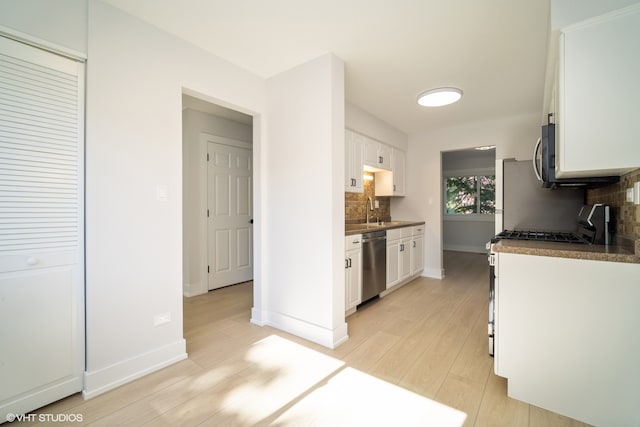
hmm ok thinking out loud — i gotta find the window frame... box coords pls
[443,168,496,220]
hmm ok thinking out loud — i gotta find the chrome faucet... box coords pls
[366,197,373,224]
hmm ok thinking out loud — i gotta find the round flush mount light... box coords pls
[417,87,463,107]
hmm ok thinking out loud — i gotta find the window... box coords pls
[445,174,495,215]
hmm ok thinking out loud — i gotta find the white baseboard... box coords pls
[263,311,348,349]
[422,267,445,279]
[183,281,206,297]
[250,307,266,326]
[83,339,187,400]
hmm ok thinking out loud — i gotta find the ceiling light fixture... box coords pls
[417,87,463,107]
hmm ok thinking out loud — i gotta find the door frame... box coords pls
[199,133,253,292]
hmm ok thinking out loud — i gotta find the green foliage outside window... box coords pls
[446,175,495,215]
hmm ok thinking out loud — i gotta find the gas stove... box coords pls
[494,204,612,246]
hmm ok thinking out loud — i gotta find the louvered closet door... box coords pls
[0,36,84,418]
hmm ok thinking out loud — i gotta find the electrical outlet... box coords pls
[153,312,171,326]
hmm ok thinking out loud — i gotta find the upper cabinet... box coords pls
[375,148,405,197]
[550,4,640,178]
[344,129,364,193]
[345,128,407,196]
[391,148,405,196]
[364,137,391,170]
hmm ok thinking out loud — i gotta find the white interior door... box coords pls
[0,36,84,418]
[207,140,253,290]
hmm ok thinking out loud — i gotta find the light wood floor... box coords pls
[28,251,589,426]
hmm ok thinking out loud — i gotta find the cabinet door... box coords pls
[378,143,391,170]
[345,248,362,310]
[392,149,406,196]
[558,6,640,177]
[399,237,412,280]
[411,235,424,275]
[363,137,379,167]
[386,240,400,288]
[344,130,364,193]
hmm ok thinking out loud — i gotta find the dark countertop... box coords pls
[494,238,640,264]
[345,220,425,236]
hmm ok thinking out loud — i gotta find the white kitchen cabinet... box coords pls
[363,136,391,170]
[385,227,412,289]
[410,225,424,275]
[399,236,411,281]
[554,4,640,178]
[386,236,400,289]
[374,148,406,197]
[344,235,362,314]
[391,149,405,196]
[495,252,640,426]
[344,129,364,193]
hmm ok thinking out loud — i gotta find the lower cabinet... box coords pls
[345,235,362,314]
[495,252,640,426]
[410,225,424,275]
[386,226,423,289]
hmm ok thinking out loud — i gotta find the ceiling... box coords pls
[104,0,550,135]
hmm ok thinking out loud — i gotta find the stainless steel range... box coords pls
[487,204,612,356]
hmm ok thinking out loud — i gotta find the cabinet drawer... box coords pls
[412,225,425,236]
[386,228,402,241]
[345,234,362,250]
[401,227,413,238]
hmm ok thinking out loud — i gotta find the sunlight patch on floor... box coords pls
[219,335,345,425]
[216,335,467,426]
[274,367,467,426]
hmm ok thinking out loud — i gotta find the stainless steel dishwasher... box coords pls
[361,230,387,303]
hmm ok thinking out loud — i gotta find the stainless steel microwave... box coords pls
[533,124,619,189]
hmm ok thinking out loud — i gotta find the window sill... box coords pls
[444,214,495,223]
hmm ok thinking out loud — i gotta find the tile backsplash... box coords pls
[345,172,391,223]
[587,168,640,240]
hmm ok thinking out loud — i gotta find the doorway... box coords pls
[181,94,254,296]
[441,147,496,258]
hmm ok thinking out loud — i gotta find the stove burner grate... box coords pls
[496,230,586,244]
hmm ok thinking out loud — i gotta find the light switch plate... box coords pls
[627,188,634,202]
[156,185,168,201]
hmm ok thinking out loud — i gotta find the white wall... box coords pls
[392,112,539,278]
[264,54,347,348]
[182,109,252,297]
[0,0,87,55]
[345,102,408,151]
[84,0,266,397]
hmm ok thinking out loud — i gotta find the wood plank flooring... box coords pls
[27,251,590,426]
